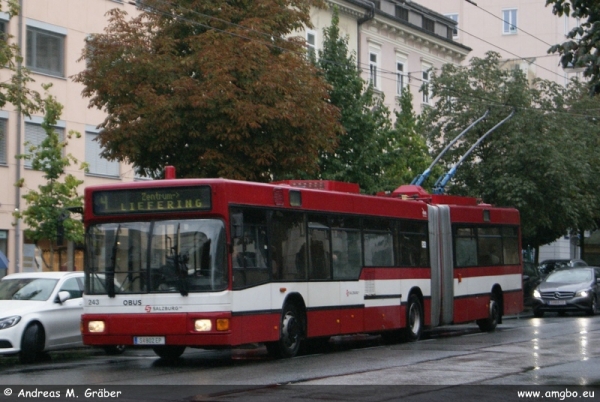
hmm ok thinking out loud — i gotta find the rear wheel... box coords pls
[402,295,423,342]
[103,345,126,355]
[477,294,500,332]
[266,302,304,358]
[20,323,44,364]
[152,345,185,360]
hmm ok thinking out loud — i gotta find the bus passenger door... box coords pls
[430,205,454,326]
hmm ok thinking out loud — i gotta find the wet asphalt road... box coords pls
[0,310,599,401]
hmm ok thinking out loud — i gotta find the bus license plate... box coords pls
[548,300,566,306]
[134,336,165,345]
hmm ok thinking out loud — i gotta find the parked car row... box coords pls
[0,272,125,364]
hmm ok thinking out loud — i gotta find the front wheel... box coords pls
[20,323,44,364]
[152,345,186,360]
[402,295,423,342]
[103,345,126,355]
[477,294,500,332]
[266,302,304,358]
[587,297,597,316]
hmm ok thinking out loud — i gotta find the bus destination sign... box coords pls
[93,187,211,215]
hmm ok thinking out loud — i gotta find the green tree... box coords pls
[384,88,435,191]
[74,0,341,181]
[13,87,86,270]
[546,0,600,95]
[315,7,395,194]
[421,51,599,252]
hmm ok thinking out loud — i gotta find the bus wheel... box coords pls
[103,345,126,355]
[266,302,303,358]
[477,294,500,332]
[402,295,423,342]
[152,345,186,360]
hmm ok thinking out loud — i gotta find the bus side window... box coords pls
[271,210,306,281]
[331,214,362,280]
[231,208,269,289]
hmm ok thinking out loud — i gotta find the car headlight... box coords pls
[576,289,591,298]
[533,289,541,299]
[0,316,21,330]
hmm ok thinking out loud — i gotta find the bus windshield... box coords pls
[85,219,227,295]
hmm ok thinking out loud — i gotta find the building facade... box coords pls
[415,0,582,84]
[305,0,470,116]
[0,0,142,274]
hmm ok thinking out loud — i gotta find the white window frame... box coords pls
[446,13,459,38]
[396,59,407,96]
[368,48,381,90]
[502,9,518,35]
[422,66,432,105]
[26,19,66,77]
[306,29,317,60]
[85,125,120,178]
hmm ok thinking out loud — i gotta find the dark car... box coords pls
[531,267,600,317]
[538,259,587,277]
[523,262,542,306]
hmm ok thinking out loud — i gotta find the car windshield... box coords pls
[0,278,58,301]
[545,269,592,284]
[86,219,227,295]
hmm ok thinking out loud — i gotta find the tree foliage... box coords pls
[385,88,435,190]
[421,51,600,250]
[316,8,403,194]
[13,87,86,269]
[546,0,600,95]
[74,0,342,181]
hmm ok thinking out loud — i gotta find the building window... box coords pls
[446,13,458,38]
[502,9,517,34]
[396,61,406,96]
[422,17,434,33]
[24,122,65,169]
[85,130,120,178]
[26,26,65,77]
[369,51,380,90]
[395,6,408,21]
[306,30,316,61]
[422,69,431,104]
[372,0,381,9]
[0,118,6,165]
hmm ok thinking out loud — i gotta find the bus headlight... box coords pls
[88,321,106,333]
[194,319,212,332]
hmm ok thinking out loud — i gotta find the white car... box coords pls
[0,271,123,363]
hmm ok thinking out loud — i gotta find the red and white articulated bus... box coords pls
[81,170,523,359]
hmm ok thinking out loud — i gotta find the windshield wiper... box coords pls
[173,223,188,296]
[107,225,121,298]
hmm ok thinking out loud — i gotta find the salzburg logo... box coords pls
[145,305,152,313]
[346,290,359,297]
